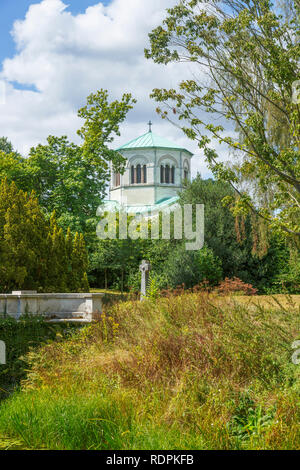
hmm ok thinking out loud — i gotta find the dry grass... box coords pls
[226,294,300,310]
[0,292,299,450]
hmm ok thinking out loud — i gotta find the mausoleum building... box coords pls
[109,124,193,213]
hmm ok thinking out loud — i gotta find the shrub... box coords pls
[162,244,223,289]
[216,277,258,296]
[273,251,300,294]
[0,179,89,293]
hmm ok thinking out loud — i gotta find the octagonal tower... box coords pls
[109,127,193,210]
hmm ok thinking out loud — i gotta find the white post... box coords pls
[139,260,151,301]
[0,341,6,365]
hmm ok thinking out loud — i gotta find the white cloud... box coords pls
[0,0,229,177]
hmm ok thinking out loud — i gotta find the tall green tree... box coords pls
[163,243,223,289]
[179,176,251,276]
[179,175,291,291]
[0,90,136,236]
[0,179,89,293]
[145,0,300,237]
[25,136,101,233]
[0,137,14,155]
[0,181,48,291]
[71,233,90,292]
[0,138,27,189]
[77,89,136,178]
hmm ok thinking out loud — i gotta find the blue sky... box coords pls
[0,0,218,177]
[0,1,110,66]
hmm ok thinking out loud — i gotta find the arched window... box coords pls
[171,166,175,184]
[131,163,147,184]
[184,169,188,180]
[143,165,147,183]
[136,164,141,184]
[131,165,135,184]
[160,164,176,184]
[165,165,170,184]
[160,165,165,183]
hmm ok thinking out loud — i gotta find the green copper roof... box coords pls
[105,196,180,215]
[116,131,193,155]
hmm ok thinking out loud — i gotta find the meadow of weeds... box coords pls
[0,291,299,450]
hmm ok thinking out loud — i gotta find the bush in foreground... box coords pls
[216,277,258,296]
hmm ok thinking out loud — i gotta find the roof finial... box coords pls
[148,120,152,133]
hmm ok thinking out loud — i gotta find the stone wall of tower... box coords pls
[109,147,192,206]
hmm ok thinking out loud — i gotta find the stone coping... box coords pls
[0,292,104,298]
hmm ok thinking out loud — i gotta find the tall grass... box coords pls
[0,292,299,450]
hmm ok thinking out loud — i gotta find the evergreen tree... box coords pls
[0,137,14,155]
[0,179,89,293]
[71,233,90,292]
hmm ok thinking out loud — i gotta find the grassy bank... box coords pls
[0,316,74,400]
[0,293,299,450]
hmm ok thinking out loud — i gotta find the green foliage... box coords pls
[90,176,298,294]
[146,273,165,301]
[180,176,248,277]
[0,147,27,190]
[274,249,300,293]
[0,89,136,236]
[0,316,69,399]
[71,233,90,292]
[77,89,136,175]
[198,246,223,284]
[0,137,14,155]
[0,179,89,293]
[24,136,100,233]
[179,176,297,293]
[90,236,144,291]
[146,0,300,237]
[162,243,223,289]
[228,391,275,446]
